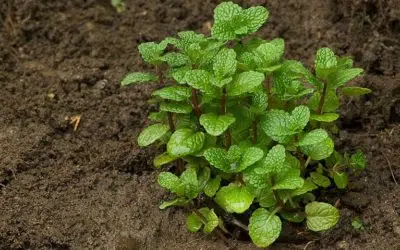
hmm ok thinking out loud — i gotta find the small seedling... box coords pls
[122,2,369,247]
[351,217,364,230]
[111,0,125,13]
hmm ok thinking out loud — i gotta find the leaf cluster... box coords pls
[121,2,369,247]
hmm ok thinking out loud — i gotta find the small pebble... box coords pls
[336,240,349,250]
[94,79,107,89]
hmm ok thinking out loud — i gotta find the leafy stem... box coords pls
[191,207,230,245]
[317,80,328,115]
[191,89,201,118]
[125,2,368,248]
[252,116,259,144]
[156,65,175,132]
[220,88,231,149]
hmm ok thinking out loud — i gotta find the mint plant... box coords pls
[121,2,369,247]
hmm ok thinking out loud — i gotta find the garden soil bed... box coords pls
[1,0,400,249]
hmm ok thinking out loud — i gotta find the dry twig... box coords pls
[381,150,398,185]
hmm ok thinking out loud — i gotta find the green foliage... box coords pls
[122,1,369,248]
[121,72,158,86]
[351,217,364,230]
[111,0,125,13]
[186,207,219,233]
[249,208,282,247]
[305,202,340,231]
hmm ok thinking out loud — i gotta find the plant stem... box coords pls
[230,217,248,231]
[192,208,230,246]
[304,156,311,169]
[156,65,175,132]
[317,80,328,115]
[157,65,182,171]
[167,113,175,131]
[220,88,231,149]
[191,89,201,119]
[273,189,298,212]
[265,75,272,100]
[252,116,258,144]
[156,65,164,85]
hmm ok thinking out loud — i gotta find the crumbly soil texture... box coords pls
[1,0,400,249]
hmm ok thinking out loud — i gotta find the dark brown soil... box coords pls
[1,0,399,249]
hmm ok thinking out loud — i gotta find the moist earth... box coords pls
[0,0,399,249]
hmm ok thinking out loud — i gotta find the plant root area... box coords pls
[1,0,400,249]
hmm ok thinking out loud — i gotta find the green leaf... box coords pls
[187,208,219,233]
[315,47,337,79]
[162,52,188,67]
[175,114,199,131]
[180,168,199,199]
[153,152,177,168]
[148,111,167,122]
[227,71,265,96]
[185,70,217,94]
[310,113,339,122]
[350,150,366,169]
[176,31,206,51]
[211,2,242,40]
[204,146,264,173]
[204,176,221,197]
[273,74,314,101]
[211,2,268,40]
[186,214,202,232]
[138,42,165,64]
[261,106,310,143]
[200,208,219,233]
[333,171,348,189]
[159,102,193,114]
[137,124,170,147]
[212,77,233,88]
[243,166,270,189]
[309,90,340,113]
[241,147,265,170]
[310,172,331,188]
[255,145,286,174]
[159,198,188,209]
[328,68,364,89]
[215,183,254,213]
[290,179,318,197]
[167,129,205,157]
[342,87,372,96]
[242,6,269,33]
[256,188,276,208]
[203,147,226,171]
[297,129,328,146]
[250,91,268,114]
[111,0,125,12]
[200,113,236,136]
[158,172,182,194]
[121,72,158,86]
[351,217,364,230]
[289,105,311,131]
[305,202,340,231]
[336,57,354,70]
[211,21,236,41]
[152,86,191,101]
[300,136,334,160]
[255,39,284,68]
[198,167,211,190]
[280,211,306,223]
[213,48,237,79]
[273,168,304,190]
[249,208,282,247]
[171,67,191,83]
[213,2,242,22]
